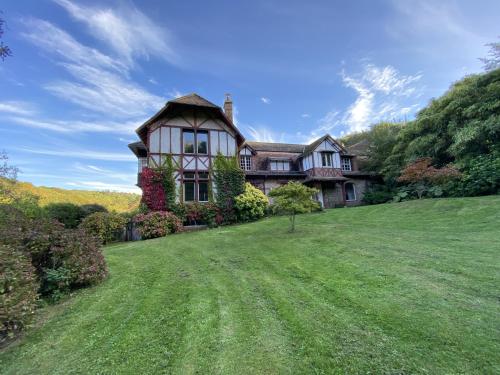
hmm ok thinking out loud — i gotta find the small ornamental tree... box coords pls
[235,183,269,222]
[212,153,245,223]
[44,203,85,228]
[269,182,319,232]
[398,157,461,199]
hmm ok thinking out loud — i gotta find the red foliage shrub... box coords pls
[140,168,166,211]
[133,211,183,239]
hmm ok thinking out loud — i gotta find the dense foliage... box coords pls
[80,204,108,216]
[140,158,176,212]
[44,202,85,229]
[133,211,183,239]
[0,244,38,346]
[269,182,319,232]
[342,68,500,201]
[212,154,245,223]
[79,212,127,244]
[235,183,269,222]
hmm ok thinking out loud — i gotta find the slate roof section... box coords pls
[245,141,305,153]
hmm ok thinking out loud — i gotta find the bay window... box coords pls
[197,131,208,154]
[183,130,195,154]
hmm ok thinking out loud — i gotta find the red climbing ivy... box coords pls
[140,167,166,211]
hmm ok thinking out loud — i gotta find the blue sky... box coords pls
[0,0,498,193]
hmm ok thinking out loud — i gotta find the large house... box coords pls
[129,93,375,208]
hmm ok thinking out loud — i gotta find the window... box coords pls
[240,155,251,170]
[321,152,333,167]
[183,130,195,154]
[341,157,352,171]
[183,172,209,202]
[197,131,208,154]
[198,182,209,202]
[184,181,195,202]
[345,183,356,201]
[270,160,290,171]
[138,158,147,172]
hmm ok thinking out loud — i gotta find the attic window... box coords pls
[270,160,290,171]
[341,157,352,171]
[321,152,333,167]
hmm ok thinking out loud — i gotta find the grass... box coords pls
[1,196,499,374]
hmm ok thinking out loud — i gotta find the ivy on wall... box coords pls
[140,155,177,211]
[211,153,245,223]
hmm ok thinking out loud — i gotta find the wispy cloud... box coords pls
[0,101,37,116]
[167,89,184,99]
[19,147,135,162]
[260,97,271,104]
[66,180,140,194]
[245,125,286,143]
[314,63,423,136]
[53,0,178,67]
[301,113,310,118]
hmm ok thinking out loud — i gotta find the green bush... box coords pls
[44,203,85,228]
[79,212,126,244]
[134,211,183,240]
[235,183,269,221]
[362,185,395,205]
[80,204,108,217]
[0,244,39,345]
[459,153,500,196]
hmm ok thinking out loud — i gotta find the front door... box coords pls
[322,182,336,208]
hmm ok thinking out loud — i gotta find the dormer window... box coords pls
[341,157,352,171]
[321,152,333,167]
[270,160,290,171]
[240,155,251,170]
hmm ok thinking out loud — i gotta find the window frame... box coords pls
[341,157,352,171]
[345,182,356,201]
[240,155,252,171]
[183,130,195,154]
[197,131,208,155]
[321,152,333,167]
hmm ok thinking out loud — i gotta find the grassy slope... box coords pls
[1,196,499,374]
[5,180,140,212]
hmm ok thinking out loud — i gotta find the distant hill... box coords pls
[8,180,141,213]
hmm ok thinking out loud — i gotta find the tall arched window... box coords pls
[345,183,356,201]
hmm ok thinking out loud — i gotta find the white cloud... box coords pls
[19,147,135,162]
[53,0,177,67]
[245,125,286,143]
[148,78,158,85]
[5,116,140,134]
[316,63,423,136]
[0,101,37,116]
[301,113,310,118]
[260,97,271,104]
[167,89,184,99]
[66,181,140,194]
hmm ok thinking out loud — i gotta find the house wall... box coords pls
[344,178,371,206]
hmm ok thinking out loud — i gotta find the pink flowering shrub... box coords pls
[133,211,183,239]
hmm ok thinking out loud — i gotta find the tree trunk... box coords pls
[289,214,296,232]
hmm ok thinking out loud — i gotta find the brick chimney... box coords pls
[223,93,233,123]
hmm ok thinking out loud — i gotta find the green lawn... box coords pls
[1,196,499,374]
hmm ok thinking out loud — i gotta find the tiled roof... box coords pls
[169,93,219,108]
[245,141,305,153]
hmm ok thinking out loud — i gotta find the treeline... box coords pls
[342,68,500,203]
[0,179,140,213]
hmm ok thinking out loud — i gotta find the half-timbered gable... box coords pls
[129,93,377,207]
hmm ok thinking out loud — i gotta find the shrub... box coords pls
[0,244,39,345]
[134,211,183,239]
[0,204,30,246]
[44,203,85,228]
[183,202,224,227]
[460,153,500,196]
[79,212,126,244]
[26,220,107,296]
[362,184,395,205]
[80,204,108,217]
[235,183,269,221]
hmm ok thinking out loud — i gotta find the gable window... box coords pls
[240,155,252,171]
[197,131,208,154]
[345,183,356,201]
[341,157,352,171]
[270,160,290,171]
[183,130,195,154]
[321,152,333,167]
